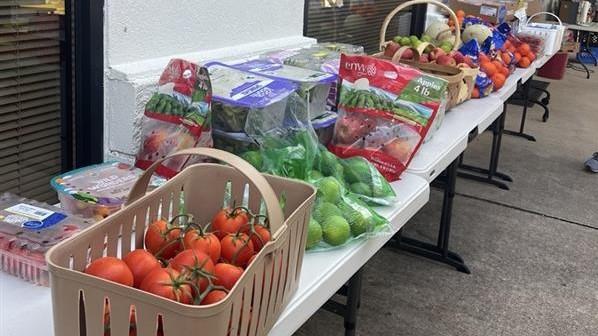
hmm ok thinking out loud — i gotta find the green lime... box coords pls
[312,202,342,223]
[322,216,351,246]
[316,177,342,204]
[306,218,323,250]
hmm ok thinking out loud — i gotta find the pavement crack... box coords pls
[455,192,598,231]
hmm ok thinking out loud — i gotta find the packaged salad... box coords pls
[0,193,94,286]
[330,55,448,181]
[51,161,165,220]
[206,62,298,134]
[136,59,214,178]
[228,59,337,120]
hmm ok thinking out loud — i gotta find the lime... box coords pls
[306,218,323,250]
[312,202,342,223]
[317,177,342,204]
[322,216,351,246]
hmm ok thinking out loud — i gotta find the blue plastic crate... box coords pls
[578,47,598,64]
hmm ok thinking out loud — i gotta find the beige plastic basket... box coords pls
[46,148,316,336]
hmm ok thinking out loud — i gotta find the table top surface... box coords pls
[0,48,554,336]
[565,22,598,33]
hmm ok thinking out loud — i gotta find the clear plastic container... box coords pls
[228,59,337,120]
[205,62,298,133]
[212,129,260,155]
[311,111,337,145]
[0,193,93,286]
[51,161,165,220]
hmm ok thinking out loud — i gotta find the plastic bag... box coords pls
[240,94,393,251]
[329,55,448,181]
[136,59,213,178]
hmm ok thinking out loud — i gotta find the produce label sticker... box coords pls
[4,203,67,229]
[480,5,498,17]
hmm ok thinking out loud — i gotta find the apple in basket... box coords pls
[384,41,401,58]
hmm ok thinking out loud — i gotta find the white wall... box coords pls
[104,0,315,161]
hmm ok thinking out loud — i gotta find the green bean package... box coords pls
[329,55,448,181]
[136,59,213,178]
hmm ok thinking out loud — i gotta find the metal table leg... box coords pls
[322,269,364,336]
[386,157,471,274]
[504,77,537,142]
[458,106,512,190]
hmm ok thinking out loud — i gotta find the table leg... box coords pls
[504,78,537,142]
[322,269,364,336]
[458,106,512,189]
[386,158,471,274]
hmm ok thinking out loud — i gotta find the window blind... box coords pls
[304,0,412,54]
[0,0,63,203]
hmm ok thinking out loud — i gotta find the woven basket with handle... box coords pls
[46,148,316,336]
[373,0,479,109]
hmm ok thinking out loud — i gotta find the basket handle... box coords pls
[526,12,563,27]
[127,148,285,235]
[379,0,461,52]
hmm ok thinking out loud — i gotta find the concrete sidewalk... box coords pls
[296,68,598,335]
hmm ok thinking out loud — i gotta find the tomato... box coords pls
[123,249,162,288]
[212,208,250,239]
[85,257,134,287]
[220,233,255,268]
[213,263,244,290]
[201,290,228,305]
[248,224,271,252]
[169,249,215,293]
[140,268,193,304]
[183,229,221,263]
[144,219,183,259]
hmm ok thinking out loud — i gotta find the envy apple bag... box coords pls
[329,55,448,181]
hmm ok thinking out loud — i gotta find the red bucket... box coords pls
[537,52,569,80]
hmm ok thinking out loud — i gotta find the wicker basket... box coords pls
[46,148,316,336]
[374,0,479,109]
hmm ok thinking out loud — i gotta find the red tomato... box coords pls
[247,224,271,252]
[183,229,221,263]
[212,208,250,239]
[144,219,182,259]
[220,233,255,267]
[213,263,244,290]
[85,257,134,287]
[201,290,228,305]
[140,268,193,304]
[169,249,215,293]
[123,249,162,288]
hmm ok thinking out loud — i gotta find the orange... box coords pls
[527,52,536,61]
[504,40,512,49]
[507,46,516,53]
[501,52,512,65]
[479,53,490,64]
[481,62,497,76]
[491,73,506,90]
[492,60,504,70]
[513,52,522,63]
[499,65,510,76]
[456,9,465,17]
[518,56,531,68]
[471,87,480,99]
[518,43,531,56]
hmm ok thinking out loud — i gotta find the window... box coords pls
[0,0,66,202]
[304,0,420,53]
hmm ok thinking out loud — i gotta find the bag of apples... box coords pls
[46,148,316,336]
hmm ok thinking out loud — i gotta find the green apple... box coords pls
[400,37,411,46]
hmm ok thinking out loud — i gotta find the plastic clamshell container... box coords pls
[0,193,93,286]
[51,161,165,220]
[47,148,317,336]
[228,59,337,120]
[212,129,260,154]
[206,62,298,133]
[311,111,337,145]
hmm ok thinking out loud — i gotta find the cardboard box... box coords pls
[448,0,514,24]
[560,40,579,53]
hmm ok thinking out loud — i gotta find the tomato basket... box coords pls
[46,148,316,336]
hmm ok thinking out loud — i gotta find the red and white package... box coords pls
[135,59,213,178]
[329,55,448,181]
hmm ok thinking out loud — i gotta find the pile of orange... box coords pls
[503,40,535,68]
[479,53,508,91]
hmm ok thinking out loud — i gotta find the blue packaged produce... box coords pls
[228,59,337,119]
[206,62,298,133]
